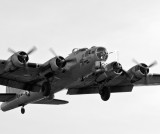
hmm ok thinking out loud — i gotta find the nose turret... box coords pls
[96,47,108,61]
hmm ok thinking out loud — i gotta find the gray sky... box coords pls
[0,0,160,134]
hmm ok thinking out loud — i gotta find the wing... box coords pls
[105,73,160,93]
[0,93,16,102]
[134,74,160,86]
[0,60,44,91]
[32,98,69,105]
[67,73,160,95]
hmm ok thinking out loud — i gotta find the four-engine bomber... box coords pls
[0,46,159,114]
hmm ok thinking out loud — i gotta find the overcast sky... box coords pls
[0,0,160,134]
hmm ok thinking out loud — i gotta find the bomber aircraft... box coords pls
[0,46,160,114]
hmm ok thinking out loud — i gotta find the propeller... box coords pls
[132,59,157,84]
[49,48,76,68]
[132,59,157,71]
[27,46,37,55]
[8,46,37,54]
[8,46,37,62]
[8,48,17,54]
[148,61,158,68]
[8,46,37,73]
[49,48,59,59]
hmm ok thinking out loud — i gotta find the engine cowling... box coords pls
[105,62,123,74]
[10,51,29,67]
[127,63,149,82]
[39,56,69,78]
[96,61,123,82]
[49,56,66,71]
[4,51,29,72]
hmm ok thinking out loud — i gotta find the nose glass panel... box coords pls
[96,47,108,61]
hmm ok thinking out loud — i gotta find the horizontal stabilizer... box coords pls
[32,98,69,105]
[0,93,16,102]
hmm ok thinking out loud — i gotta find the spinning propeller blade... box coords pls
[27,46,37,55]
[148,61,157,68]
[132,59,157,69]
[49,48,58,57]
[132,59,158,84]
[49,48,76,64]
[8,48,17,54]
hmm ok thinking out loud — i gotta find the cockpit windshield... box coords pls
[96,47,108,61]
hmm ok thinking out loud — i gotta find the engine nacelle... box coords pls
[4,52,29,72]
[49,56,66,72]
[96,62,123,82]
[105,61,122,74]
[10,52,29,67]
[39,56,67,79]
[127,63,149,82]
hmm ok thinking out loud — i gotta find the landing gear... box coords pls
[21,106,25,114]
[99,87,111,101]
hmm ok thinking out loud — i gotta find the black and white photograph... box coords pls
[0,0,160,134]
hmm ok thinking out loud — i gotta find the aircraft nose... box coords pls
[96,47,108,61]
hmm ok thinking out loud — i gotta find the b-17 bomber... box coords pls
[0,46,160,114]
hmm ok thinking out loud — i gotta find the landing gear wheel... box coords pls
[21,107,25,114]
[99,87,111,101]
